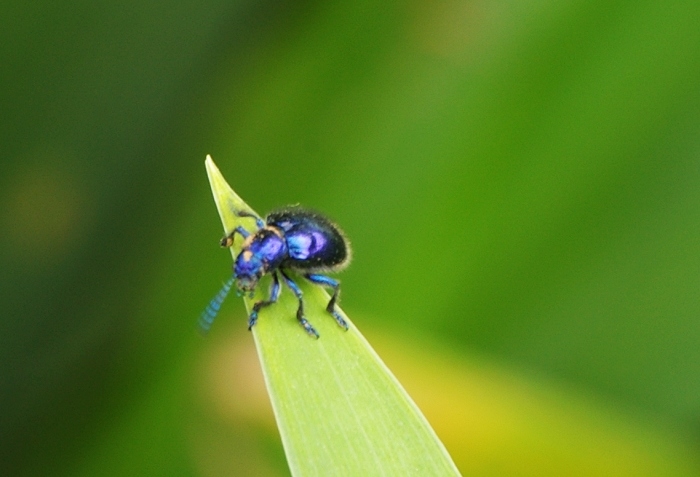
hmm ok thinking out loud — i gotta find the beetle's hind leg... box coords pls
[304,273,348,331]
[280,270,319,338]
[248,272,281,330]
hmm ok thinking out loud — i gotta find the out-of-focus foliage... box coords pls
[1,0,699,476]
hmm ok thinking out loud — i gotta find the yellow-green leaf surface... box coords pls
[205,156,460,476]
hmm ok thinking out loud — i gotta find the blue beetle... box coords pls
[199,206,350,338]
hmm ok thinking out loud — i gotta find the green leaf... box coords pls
[204,156,461,476]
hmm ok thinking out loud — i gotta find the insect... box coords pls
[199,206,351,338]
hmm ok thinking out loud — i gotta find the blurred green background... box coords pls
[2,0,700,475]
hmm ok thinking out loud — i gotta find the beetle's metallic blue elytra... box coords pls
[199,206,350,338]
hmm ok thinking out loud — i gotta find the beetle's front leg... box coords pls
[220,226,251,248]
[248,272,281,330]
[236,210,265,229]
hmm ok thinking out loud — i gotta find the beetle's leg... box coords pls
[304,274,348,330]
[236,210,265,229]
[248,272,281,330]
[220,211,264,247]
[280,270,319,338]
[220,225,250,248]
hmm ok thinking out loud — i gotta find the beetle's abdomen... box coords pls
[286,228,345,265]
[267,207,349,271]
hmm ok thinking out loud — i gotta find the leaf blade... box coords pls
[205,156,460,476]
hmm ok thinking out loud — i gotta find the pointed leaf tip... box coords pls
[202,159,460,476]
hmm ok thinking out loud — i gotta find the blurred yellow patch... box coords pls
[368,327,699,477]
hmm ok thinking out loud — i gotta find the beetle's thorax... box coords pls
[234,226,288,292]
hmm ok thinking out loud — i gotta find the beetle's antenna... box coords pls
[198,276,236,334]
